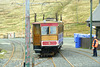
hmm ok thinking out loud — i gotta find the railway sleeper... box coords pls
[39,47,59,57]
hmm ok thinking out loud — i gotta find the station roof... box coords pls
[86,4,100,26]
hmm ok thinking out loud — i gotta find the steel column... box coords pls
[90,0,92,49]
[25,0,30,67]
[99,0,100,4]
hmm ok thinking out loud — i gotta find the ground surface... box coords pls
[0,38,100,67]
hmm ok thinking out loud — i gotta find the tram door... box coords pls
[33,24,41,46]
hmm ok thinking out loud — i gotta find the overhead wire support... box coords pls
[25,0,30,67]
[90,0,92,49]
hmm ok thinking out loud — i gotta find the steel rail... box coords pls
[3,40,25,67]
[20,42,25,67]
[59,51,74,67]
[72,48,100,56]
[3,43,14,67]
[35,58,50,66]
[69,50,100,64]
[50,58,56,67]
[13,40,25,67]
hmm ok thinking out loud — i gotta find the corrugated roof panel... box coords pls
[86,4,100,22]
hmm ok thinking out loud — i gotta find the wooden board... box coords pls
[33,34,41,46]
[33,24,41,46]
[42,35,58,41]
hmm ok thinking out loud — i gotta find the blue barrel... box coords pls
[86,34,90,38]
[79,37,81,47]
[92,35,96,38]
[75,37,81,48]
[85,34,95,38]
[79,34,86,38]
[74,33,79,42]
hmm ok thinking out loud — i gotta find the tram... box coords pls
[32,13,64,56]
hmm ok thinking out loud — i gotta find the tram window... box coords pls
[41,26,49,35]
[34,24,40,34]
[50,26,57,34]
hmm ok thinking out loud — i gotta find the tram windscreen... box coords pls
[41,26,57,35]
[50,26,56,34]
[41,26,49,35]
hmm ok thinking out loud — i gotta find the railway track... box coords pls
[12,40,25,67]
[34,51,75,67]
[59,51,74,67]
[51,49,100,67]
[14,40,25,67]
[70,49,100,64]
[73,48,100,56]
[34,57,56,67]
[62,48,100,66]
[3,39,25,67]
[50,58,56,67]
[3,43,14,67]
[34,58,50,66]
[1,38,100,67]
[69,50,100,64]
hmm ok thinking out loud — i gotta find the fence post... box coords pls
[32,58,34,67]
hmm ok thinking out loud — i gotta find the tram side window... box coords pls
[41,26,49,35]
[58,24,62,34]
[50,26,57,34]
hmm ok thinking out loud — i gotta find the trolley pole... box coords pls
[90,0,92,49]
[25,0,30,67]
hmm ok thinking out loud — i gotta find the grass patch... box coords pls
[0,48,2,52]
[64,22,90,37]
[0,0,99,37]
[0,49,7,59]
